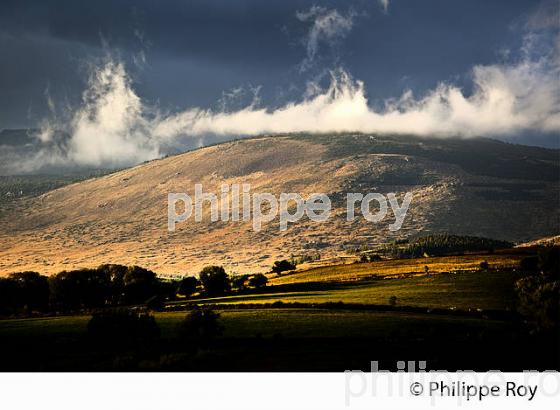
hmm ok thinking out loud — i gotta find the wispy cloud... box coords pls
[378,0,390,13]
[18,10,559,172]
[22,60,160,170]
[296,6,355,72]
[526,0,559,30]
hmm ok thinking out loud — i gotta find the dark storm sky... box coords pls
[0,0,554,136]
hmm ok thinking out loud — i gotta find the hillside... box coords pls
[0,133,558,275]
[516,235,560,248]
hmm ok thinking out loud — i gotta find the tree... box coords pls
[248,273,268,288]
[49,271,79,311]
[177,276,199,297]
[97,264,128,305]
[8,271,49,312]
[87,308,160,348]
[271,260,296,276]
[382,234,513,259]
[49,265,157,311]
[122,266,159,305]
[388,295,397,306]
[49,269,111,311]
[0,278,16,313]
[199,266,231,296]
[232,274,250,291]
[177,306,223,348]
[157,280,179,302]
[479,261,489,270]
[80,269,112,308]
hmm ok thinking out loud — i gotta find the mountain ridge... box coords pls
[0,133,558,275]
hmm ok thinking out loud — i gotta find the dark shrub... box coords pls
[389,296,397,306]
[479,261,489,270]
[248,274,268,288]
[177,307,223,347]
[158,280,179,301]
[271,260,296,275]
[199,266,231,296]
[145,295,165,311]
[87,309,160,348]
[515,246,560,333]
[177,276,199,297]
[538,246,560,278]
[516,276,559,333]
[520,256,539,272]
[232,275,250,291]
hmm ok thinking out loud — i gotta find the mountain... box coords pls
[0,133,558,275]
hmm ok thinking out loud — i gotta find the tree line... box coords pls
[0,264,269,315]
[381,234,513,258]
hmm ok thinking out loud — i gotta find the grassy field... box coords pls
[0,306,547,371]
[0,251,552,371]
[0,253,524,340]
[0,315,90,338]
[159,252,526,311]
[270,252,523,285]
[184,269,522,311]
[0,309,507,340]
[156,309,512,339]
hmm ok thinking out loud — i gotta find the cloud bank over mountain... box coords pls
[24,37,557,170]
[6,1,559,172]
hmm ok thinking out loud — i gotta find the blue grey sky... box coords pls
[0,0,558,148]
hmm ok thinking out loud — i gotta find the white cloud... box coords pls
[67,61,160,167]
[28,61,160,170]
[156,55,559,138]
[25,32,559,171]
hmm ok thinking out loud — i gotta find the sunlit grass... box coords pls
[268,253,522,285]
[188,270,521,310]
